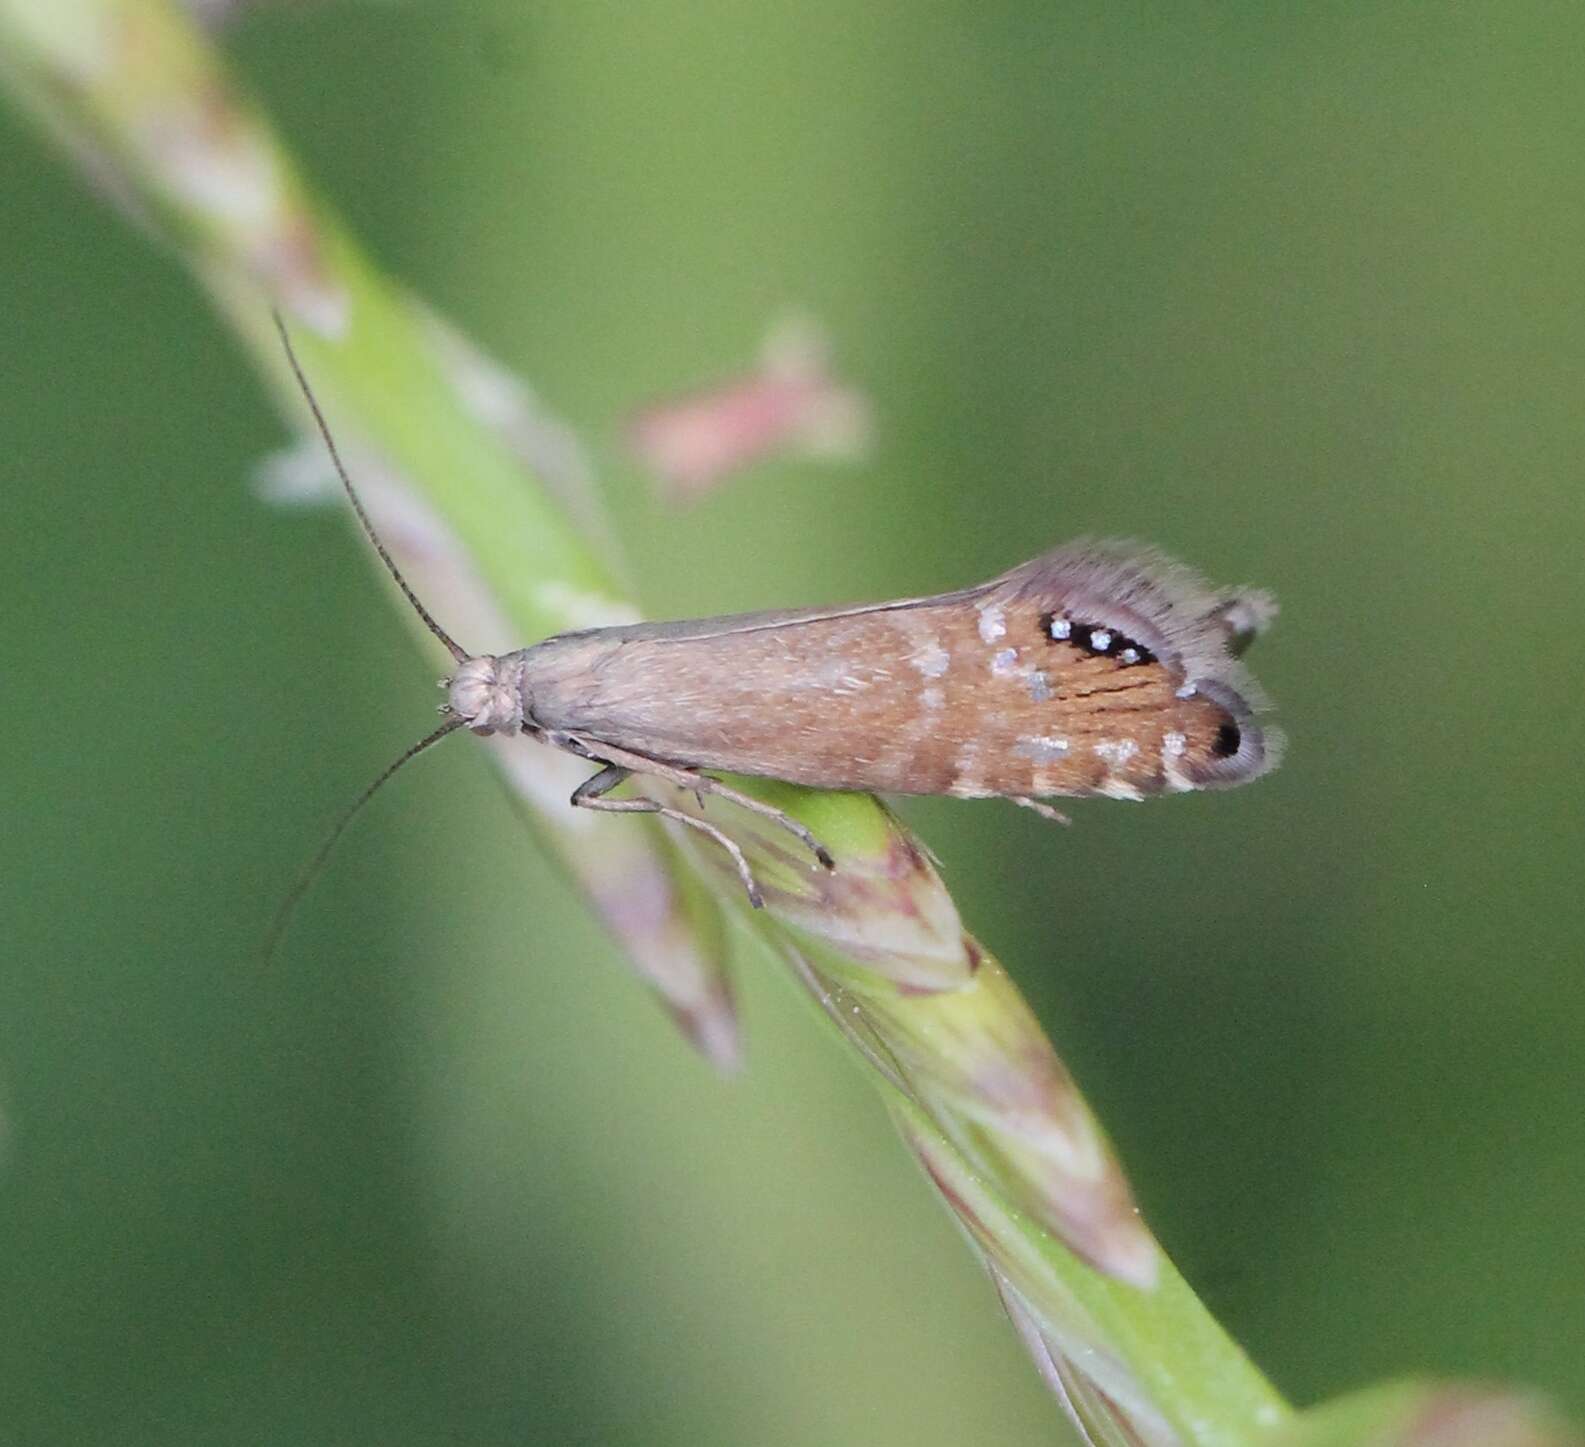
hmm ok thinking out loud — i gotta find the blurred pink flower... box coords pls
[627,316,871,502]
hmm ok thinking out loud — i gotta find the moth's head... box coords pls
[445,654,527,735]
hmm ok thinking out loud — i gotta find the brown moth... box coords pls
[273,317,1280,916]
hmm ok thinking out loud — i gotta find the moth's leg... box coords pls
[1011,796,1072,826]
[569,763,765,909]
[690,775,836,871]
[556,734,835,872]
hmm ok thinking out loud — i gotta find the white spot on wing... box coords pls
[977,605,1006,643]
[1093,738,1139,768]
[1014,735,1071,763]
[951,741,989,796]
[911,641,950,678]
[921,686,945,710]
[1163,731,1187,758]
[990,647,1019,677]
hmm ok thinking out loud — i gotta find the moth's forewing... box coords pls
[524,542,1277,800]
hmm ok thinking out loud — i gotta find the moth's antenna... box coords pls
[263,718,463,965]
[271,310,469,664]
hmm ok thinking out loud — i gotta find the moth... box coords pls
[274,317,1280,917]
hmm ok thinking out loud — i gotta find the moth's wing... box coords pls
[545,585,985,649]
[527,538,1279,798]
[551,539,1272,666]
[961,539,1282,793]
[985,539,1267,684]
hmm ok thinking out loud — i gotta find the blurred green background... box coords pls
[3,2,1583,1443]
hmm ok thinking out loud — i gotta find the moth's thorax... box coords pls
[446,652,531,735]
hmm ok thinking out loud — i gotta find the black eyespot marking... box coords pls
[1039,612,1156,666]
[1212,720,1242,757]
